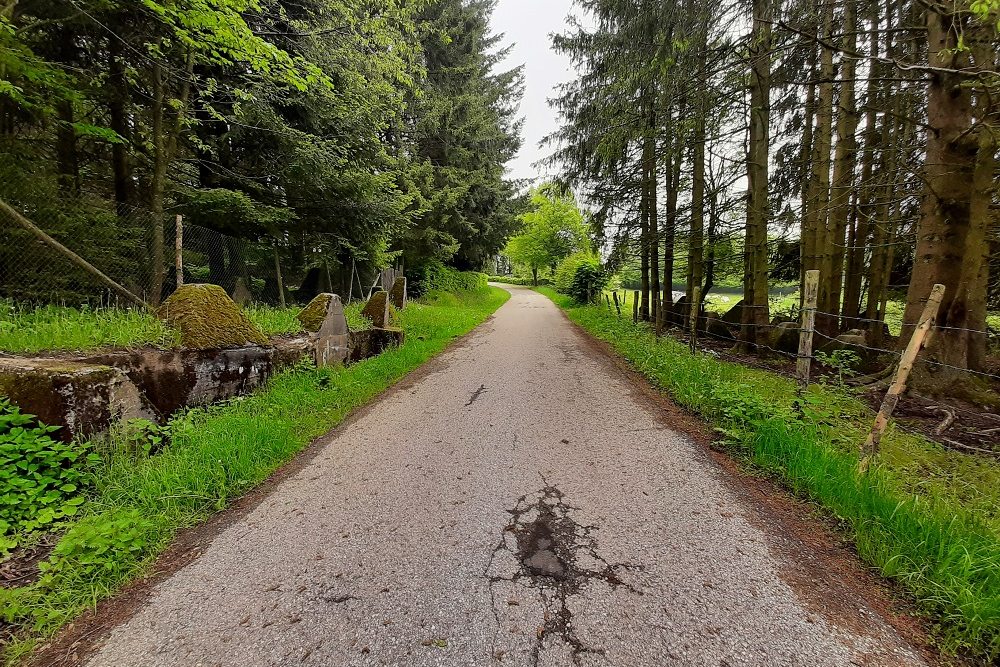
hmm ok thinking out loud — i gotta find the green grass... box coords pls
[0,300,379,354]
[0,301,179,354]
[539,286,1000,660]
[0,286,509,664]
[242,304,303,337]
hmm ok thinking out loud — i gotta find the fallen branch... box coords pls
[943,438,1000,458]
[931,406,956,435]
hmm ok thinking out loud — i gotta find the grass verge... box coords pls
[0,286,509,664]
[537,286,1000,660]
[0,301,311,354]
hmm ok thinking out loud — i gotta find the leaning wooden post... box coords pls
[633,290,639,324]
[0,197,148,309]
[858,283,946,474]
[174,214,184,288]
[273,243,286,309]
[347,257,356,304]
[796,270,820,390]
[689,286,701,353]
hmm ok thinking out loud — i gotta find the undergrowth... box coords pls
[537,286,1000,660]
[0,285,509,664]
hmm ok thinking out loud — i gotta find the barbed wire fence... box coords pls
[604,275,1000,464]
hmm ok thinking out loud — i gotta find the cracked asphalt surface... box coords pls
[85,286,926,667]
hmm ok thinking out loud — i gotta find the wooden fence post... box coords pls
[633,290,639,324]
[689,286,701,353]
[347,257,356,304]
[796,270,820,390]
[612,291,622,317]
[273,243,286,309]
[858,283,946,473]
[174,214,184,288]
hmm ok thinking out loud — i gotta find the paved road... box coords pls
[86,286,925,667]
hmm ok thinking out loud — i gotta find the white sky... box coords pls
[490,0,579,184]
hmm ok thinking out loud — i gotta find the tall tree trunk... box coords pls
[646,112,660,324]
[799,55,816,310]
[55,100,80,196]
[688,91,706,312]
[826,0,858,331]
[903,6,994,382]
[844,0,882,328]
[809,0,835,335]
[662,103,682,327]
[640,157,651,322]
[149,61,167,305]
[740,0,772,349]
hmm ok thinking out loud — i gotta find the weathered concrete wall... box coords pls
[3,328,404,438]
[348,328,405,364]
[0,358,155,441]
[82,338,310,417]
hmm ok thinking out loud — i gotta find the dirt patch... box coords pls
[557,309,962,667]
[863,390,1000,457]
[0,535,57,590]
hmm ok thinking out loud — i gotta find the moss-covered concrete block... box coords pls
[297,293,334,333]
[157,284,268,349]
[0,358,153,441]
[348,328,404,363]
[362,290,390,329]
[389,276,407,310]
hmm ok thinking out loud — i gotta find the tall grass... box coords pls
[0,286,509,664]
[538,287,1000,659]
[0,301,178,353]
[242,304,303,337]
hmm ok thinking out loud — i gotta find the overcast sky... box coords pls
[490,0,579,184]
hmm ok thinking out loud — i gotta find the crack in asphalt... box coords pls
[485,482,642,665]
[466,384,488,407]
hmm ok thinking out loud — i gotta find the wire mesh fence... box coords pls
[0,185,380,311]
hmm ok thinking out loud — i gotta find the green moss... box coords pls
[157,284,268,349]
[296,294,333,333]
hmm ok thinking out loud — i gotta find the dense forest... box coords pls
[547,0,999,393]
[0,0,523,304]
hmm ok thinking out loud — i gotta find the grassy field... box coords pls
[0,286,509,664]
[0,300,381,354]
[540,286,1000,660]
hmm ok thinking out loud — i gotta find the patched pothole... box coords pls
[487,484,642,665]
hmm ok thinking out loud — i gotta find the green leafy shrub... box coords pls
[409,261,488,296]
[0,399,97,548]
[554,252,608,304]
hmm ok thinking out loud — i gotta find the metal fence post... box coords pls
[174,214,184,288]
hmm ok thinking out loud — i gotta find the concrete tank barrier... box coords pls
[1,291,406,439]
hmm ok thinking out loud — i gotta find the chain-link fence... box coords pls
[0,183,382,310]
